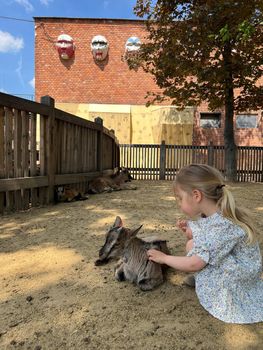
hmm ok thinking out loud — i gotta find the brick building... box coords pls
[34,17,263,146]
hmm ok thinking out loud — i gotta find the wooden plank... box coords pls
[21,111,30,176]
[0,106,5,178]
[14,109,22,177]
[47,104,55,202]
[30,113,37,175]
[55,119,62,174]
[61,121,67,173]
[14,109,23,210]
[96,126,103,172]
[76,126,81,173]
[29,113,38,207]
[5,108,13,178]
[0,176,48,191]
[55,108,101,130]
[0,106,5,213]
[82,128,87,172]
[39,114,46,176]
[67,123,73,173]
[54,170,112,185]
[73,124,78,173]
[0,92,49,115]
[21,111,30,209]
[39,114,47,205]
[4,108,14,210]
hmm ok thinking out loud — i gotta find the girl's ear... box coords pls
[192,189,202,202]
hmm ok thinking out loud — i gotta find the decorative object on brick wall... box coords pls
[91,35,109,61]
[56,34,75,60]
[122,36,141,69]
[125,36,141,55]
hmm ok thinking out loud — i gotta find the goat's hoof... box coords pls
[138,278,162,291]
[115,271,126,282]
[94,258,108,266]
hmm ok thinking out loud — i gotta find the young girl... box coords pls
[147,164,263,324]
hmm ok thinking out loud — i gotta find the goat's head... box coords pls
[120,167,134,181]
[113,167,133,182]
[54,186,66,202]
[94,216,142,266]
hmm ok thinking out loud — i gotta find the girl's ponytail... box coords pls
[217,187,256,244]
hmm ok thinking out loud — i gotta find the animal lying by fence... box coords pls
[95,216,169,291]
[54,186,89,203]
[88,167,136,194]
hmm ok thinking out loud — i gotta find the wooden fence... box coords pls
[120,141,263,182]
[0,93,119,213]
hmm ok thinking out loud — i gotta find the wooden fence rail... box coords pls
[0,93,120,213]
[120,142,263,182]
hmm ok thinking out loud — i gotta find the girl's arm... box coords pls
[147,249,206,272]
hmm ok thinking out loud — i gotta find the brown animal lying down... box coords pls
[95,216,169,291]
[88,167,137,194]
[54,186,89,203]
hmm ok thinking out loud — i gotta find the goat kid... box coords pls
[95,216,169,291]
[55,186,89,203]
[88,168,136,194]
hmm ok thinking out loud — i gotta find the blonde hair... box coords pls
[175,164,256,244]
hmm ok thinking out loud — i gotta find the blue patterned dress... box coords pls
[187,212,263,324]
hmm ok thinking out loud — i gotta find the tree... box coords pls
[134,0,263,181]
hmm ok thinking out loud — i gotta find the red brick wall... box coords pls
[35,18,262,146]
[35,18,163,105]
[194,103,263,146]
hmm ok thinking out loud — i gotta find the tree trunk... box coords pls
[223,43,237,182]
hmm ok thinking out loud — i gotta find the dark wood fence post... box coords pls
[208,141,214,166]
[160,140,166,180]
[41,95,55,203]
[95,117,103,172]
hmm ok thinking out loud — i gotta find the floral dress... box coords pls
[187,212,263,324]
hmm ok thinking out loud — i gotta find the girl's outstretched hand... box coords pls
[147,249,167,264]
[177,219,188,232]
[177,219,193,239]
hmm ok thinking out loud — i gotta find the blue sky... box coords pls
[0,0,138,100]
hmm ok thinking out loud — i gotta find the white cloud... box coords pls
[14,0,53,11]
[14,0,34,12]
[15,57,25,87]
[40,0,53,5]
[0,30,24,53]
[29,77,35,89]
[0,88,8,93]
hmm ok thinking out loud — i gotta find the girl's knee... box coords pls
[186,239,194,253]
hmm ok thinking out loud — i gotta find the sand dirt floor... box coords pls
[0,180,263,350]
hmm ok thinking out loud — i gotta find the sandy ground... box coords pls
[0,180,263,350]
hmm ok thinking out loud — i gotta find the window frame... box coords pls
[236,113,258,129]
[199,112,221,129]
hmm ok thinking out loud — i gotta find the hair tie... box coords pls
[216,184,225,190]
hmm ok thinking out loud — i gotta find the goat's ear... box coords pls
[130,224,143,237]
[113,216,123,228]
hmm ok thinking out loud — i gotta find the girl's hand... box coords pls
[177,219,188,232]
[147,249,167,264]
[177,219,193,240]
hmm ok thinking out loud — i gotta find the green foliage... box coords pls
[133,0,263,112]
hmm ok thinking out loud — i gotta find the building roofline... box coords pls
[33,17,144,23]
